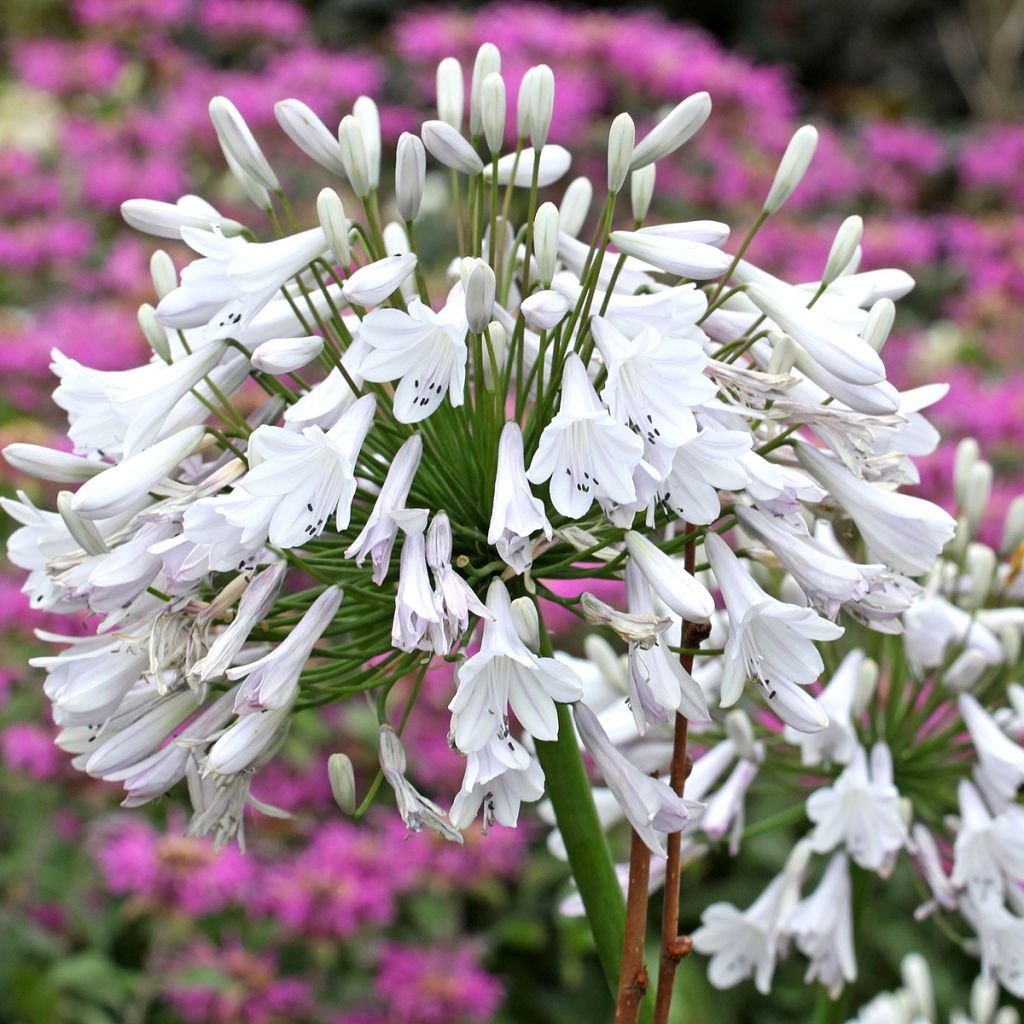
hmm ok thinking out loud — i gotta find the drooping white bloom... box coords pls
[378,725,463,842]
[592,317,715,457]
[355,293,469,422]
[204,700,294,777]
[963,901,1024,999]
[806,742,908,872]
[449,733,546,831]
[391,511,440,653]
[959,692,1024,807]
[426,512,491,653]
[624,530,714,622]
[624,560,710,732]
[700,756,761,854]
[952,779,1024,908]
[70,426,207,521]
[659,429,751,524]
[784,649,864,766]
[786,852,857,998]
[250,335,324,374]
[239,394,375,548]
[345,433,423,582]
[573,700,702,856]
[705,532,840,730]
[797,441,956,576]
[488,421,552,574]
[609,228,732,279]
[449,578,582,752]
[341,253,417,307]
[692,843,809,993]
[526,353,645,519]
[228,585,343,711]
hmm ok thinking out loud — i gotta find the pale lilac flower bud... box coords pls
[853,658,879,717]
[342,253,417,307]
[420,119,484,176]
[559,176,593,237]
[610,228,732,280]
[317,187,351,267]
[338,114,371,198]
[436,56,464,129]
[71,425,207,520]
[274,98,347,177]
[767,332,797,376]
[631,92,712,170]
[521,289,569,331]
[426,511,453,570]
[630,164,656,222]
[395,132,426,222]
[511,597,540,652]
[470,43,501,138]
[463,258,496,333]
[822,215,863,286]
[206,702,293,776]
[481,72,506,155]
[55,490,107,555]
[861,297,896,351]
[533,202,559,286]
[607,113,635,194]
[353,95,381,189]
[209,96,279,192]
[250,335,324,374]
[485,145,571,187]
[328,752,357,813]
[2,444,105,483]
[149,250,177,300]
[625,531,714,622]
[120,195,244,238]
[763,124,818,214]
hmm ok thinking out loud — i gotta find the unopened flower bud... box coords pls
[519,64,554,148]
[317,187,351,267]
[533,202,559,285]
[342,253,417,307]
[436,56,464,129]
[483,320,507,388]
[426,511,453,570]
[353,96,381,190]
[630,164,656,222]
[607,113,635,193]
[763,125,818,215]
[56,490,108,555]
[138,303,171,362]
[559,176,592,238]
[395,132,426,222]
[1001,625,1021,669]
[338,115,371,198]
[944,648,988,691]
[822,215,863,286]
[971,974,1000,1024]
[463,259,496,333]
[481,72,506,155]
[274,98,346,177]
[861,297,896,352]
[511,596,540,651]
[251,335,324,374]
[2,444,105,484]
[209,96,279,192]
[966,542,997,608]
[964,460,993,536]
[954,437,980,508]
[901,954,935,1022]
[853,657,878,717]
[420,120,484,176]
[767,332,797,376]
[1002,495,1024,554]
[521,289,569,331]
[470,43,501,138]
[631,92,712,170]
[222,146,271,210]
[149,250,177,300]
[328,753,357,813]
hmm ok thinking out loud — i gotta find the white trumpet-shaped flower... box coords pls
[449,578,582,752]
[449,733,547,831]
[806,742,907,872]
[952,779,1024,908]
[527,353,645,519]
[574,700,703,856]
[705,532,841,730]
[959,692,1024,808]
[659,429,751,524]
[609,228,732,280]
[488,421,552,574]
[342,253,418,307]
[355,293,468,422]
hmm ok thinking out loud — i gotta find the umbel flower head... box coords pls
[4,43,958,875]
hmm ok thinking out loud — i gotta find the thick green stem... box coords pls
[534,703,627,997]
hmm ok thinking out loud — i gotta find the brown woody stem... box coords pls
[614,827,653,1024]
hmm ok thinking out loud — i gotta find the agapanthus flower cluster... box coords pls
[4,40,974,1007]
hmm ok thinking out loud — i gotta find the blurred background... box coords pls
[1,2,1022,1022]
